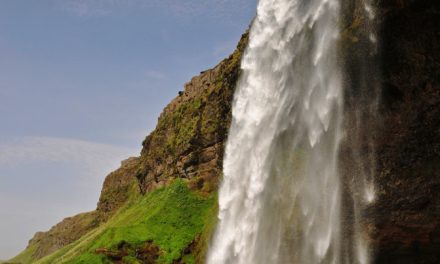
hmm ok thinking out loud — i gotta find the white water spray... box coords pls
[207,0,371,263]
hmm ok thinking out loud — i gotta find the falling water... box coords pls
[207,0,371,263]
[344,1,380,264]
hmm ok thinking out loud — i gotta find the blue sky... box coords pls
[0,0,256,259]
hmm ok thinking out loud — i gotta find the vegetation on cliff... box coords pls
[136,32,248,195]
[10,157,141,263]
[9,32,248,264]
[32,180,214,264]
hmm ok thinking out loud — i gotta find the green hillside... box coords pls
[9,32,247,264]
[18,180,215,264]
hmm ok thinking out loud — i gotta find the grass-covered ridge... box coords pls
[34,180,216,264]
[9,32,248,264]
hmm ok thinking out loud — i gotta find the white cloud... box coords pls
[0,136,138,177]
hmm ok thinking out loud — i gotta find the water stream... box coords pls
[207,0,373,263]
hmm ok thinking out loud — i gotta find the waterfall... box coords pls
[207,0,372,263]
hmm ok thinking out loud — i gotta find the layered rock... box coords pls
[136,33,248,194]
[97,157,140,219]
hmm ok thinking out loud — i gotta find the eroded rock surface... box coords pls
[136,33,249,194]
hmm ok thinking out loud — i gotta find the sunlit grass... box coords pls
[35,180,215,264]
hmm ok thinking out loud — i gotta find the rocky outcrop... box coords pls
[19,157,140,261]
[136,32,248,194]
[97,157,140,219]
[25,211,99,260]
[94,240,162,263]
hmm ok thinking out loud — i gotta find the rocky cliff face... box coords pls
[341,0,440,263]
[372,1,440,263]
[136,32,248,194]
[96,157,140,219]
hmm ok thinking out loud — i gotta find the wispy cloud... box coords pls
[156,0,255,18]
[60,0,256,20]
[62,0,110,17]
[61,0,129,17]
[144,69,166,80]
[0,136,138,177]
[212,39,238,57]
[0,136,139,259]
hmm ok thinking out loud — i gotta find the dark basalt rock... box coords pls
[341,0,440,263]
[372,1,440,263]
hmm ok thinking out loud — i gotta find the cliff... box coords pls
[371,1,440,263]
[341,0,440,263]
[9,33,248,264]
[136,32,248,194]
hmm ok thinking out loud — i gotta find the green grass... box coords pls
[35,180,215,264]
[194,198,219,263]
[9,242,38,264]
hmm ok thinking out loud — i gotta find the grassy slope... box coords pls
[9,243,37,264]
[10,33,248,264]
[33,180,215,264]
[8,245,36,263]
